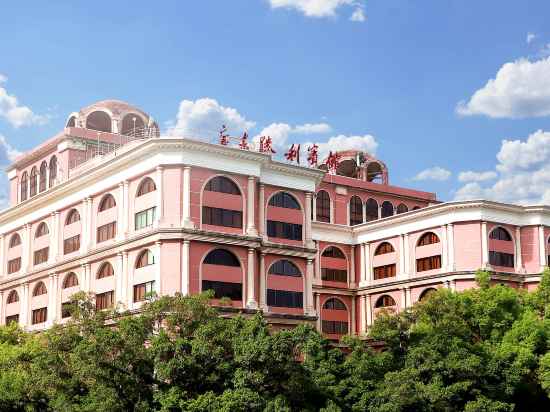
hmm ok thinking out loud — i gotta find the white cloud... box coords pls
[456,57,550,118]
[313,134,377,160]
[413,166,451,181]
[527,32,537,44]
[453,130,550,205]
[0,135,22,162]
[350,7,366,22]
[0,74,48,128]
[457,170,497,183]
[166,98,255,139]
[293,122,332,134]
[269,0,365,21]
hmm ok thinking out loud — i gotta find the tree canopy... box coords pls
[1,270,550,411]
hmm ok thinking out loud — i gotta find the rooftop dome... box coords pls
[65,99,158,136]
[320,149,389,183]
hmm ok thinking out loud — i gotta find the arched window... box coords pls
[418,232,440,246]
[268,260,301,277]
[322,246,346,259]
[99,194,116,212]
[375,295,396,308]
[489,227,512,241]
[269,192,301,210]
[374,242,394,255]
[29,167,38,197]
[35,222,49,238]
[66,116,76,128]
[366,162,383,183]
[32,282,47,296]
[349,196,363,226]
[205,176,240,195]
[97,262,114,279]
[137,177,156,197]
[20,172,28,202]
[365,198,378,222]
[9,233,21,248]
[381,201,394,218]
[136,249,155,268]
[66,209,81,225]
[121,114,145,136]
[86,111,112,133]
[396,203,408,214]
[39,161,47,193]
[49,156,57,188]
[6,290,19,304]
[419,288,437,302]
[203,249,240,267]
[323,298,347,310]
[62,273,79,289]
[316,190,330,223]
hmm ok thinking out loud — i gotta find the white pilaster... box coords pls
[515,226,523,272]
[123,252,131,306]
[312,193,317,222]
[304,192,313,248]
[182,240,190,296]
[359,295,366,334]
[305,259,314,315]
[447,223,455,271]
[481,221,489,268]
[24,224,31,272]
[259,252,267,310]
[0,235,4,279]
[116,253,124,306]
[398,235,405,278]
[405,287,412,308]
[20,284,28,328]
[156,166,164,227]
[246,177,257,236]
[154,242,161,295]
[315,293,321,331]
[81,199,89,252]
[400,288,407,310]
[47,274,56,326]
[359,243,366,285]
[246,248,257,308]
[440,225,448,270]
[350,245,355,287]
[366,294,373,327]
[258,184,266,239]
[117,182,125,241]
[539,225,547,270]
[0,291,4,325]
[182,166,193,228]
[351,296,356,335]
[123,180,129,236]
[403,233,410,275]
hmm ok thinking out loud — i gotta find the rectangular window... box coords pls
[133,281,156,302]
[5,314,19,325]
[7,257,21,274]
[135,207,156,230]
[321,320,349,335]
[64,235,80,254]
[373,264,397,280]
[202,206,242,228]
[96,291,115,310]
[416,255,442,272]
[489,251,515,268]
[321,268,347,283]
[31,307,47,325]
[97,221,117,243]
[202,280,242,301]
[267,289,303,308]
[61,302,72,319]
[33,247,49,265]
[266,220,302,241]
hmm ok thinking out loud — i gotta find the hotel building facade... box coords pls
[0,100,548,340]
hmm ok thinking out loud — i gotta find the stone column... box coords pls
[365,243,372,284]
[440,225,448,270]
[246,177,257,236]
[20,284,28,328]
[312,193,317,222]
[81,198,89,252]
[246,248,257,308]
[154,242,161,295]
[182,166,193,228]
[24,224,32,272]
[87,197,93,249]
[359,243,366,285]
[305,259,314,315]
[182,240,190,296]
[400,288,407,310]
[351,296,356,335]
[398,234,405,278]
[123,180,130,236]
[117,182,125,241]
[539,225,547,270]
[403,233,410,275]
[258,184,266,239]
[116,253,124,305]
[366,294,373,327]
[304,192,313,248]
[362,201,367,223]
[481,221,489,268]
[350,245,355,287]
[155,166,164,227]
[47,274,56,326]
[315,292,321,331]
[359,295,366,334]
[447,224,455,271]
[259,252,267,310]
[515,226,523,272]
[405,287,412,309]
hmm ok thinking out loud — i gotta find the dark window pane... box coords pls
[266,220,302,241]
[202,280,242,301]
[267,289,303,308]
[269,192,300,210]
[202,206,242,228]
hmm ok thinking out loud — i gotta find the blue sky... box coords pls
[2,0,550,206]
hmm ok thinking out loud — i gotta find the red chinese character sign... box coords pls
[307,144,319,167]
[219,125,229,146]
[285,144,300,164]
[259,136,276,154]
[239,132,249,150]
[325,151,340,175]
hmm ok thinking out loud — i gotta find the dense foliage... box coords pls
[1,269,550,411]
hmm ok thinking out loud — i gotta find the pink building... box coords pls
[0,100,547,339]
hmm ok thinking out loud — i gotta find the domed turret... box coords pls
[320,149,389,184]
